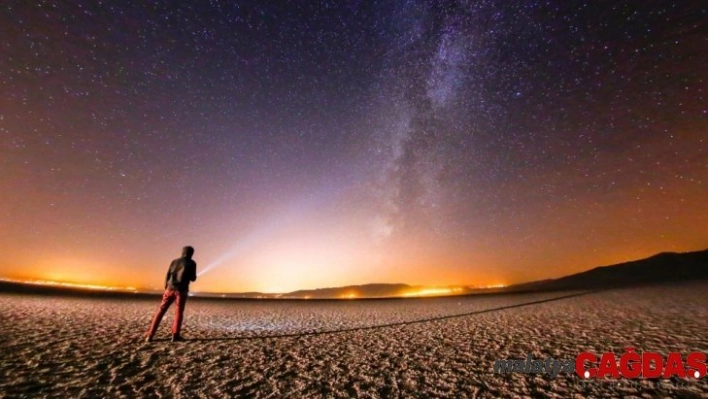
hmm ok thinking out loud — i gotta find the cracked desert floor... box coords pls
[1,281,707,398]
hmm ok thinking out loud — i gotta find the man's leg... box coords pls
[172,290,188,339]
[146,289,176,339]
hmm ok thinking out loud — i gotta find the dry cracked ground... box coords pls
[1,281,707,398]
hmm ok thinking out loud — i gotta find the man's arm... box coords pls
[190,261,197,282]
[164,261,173,288]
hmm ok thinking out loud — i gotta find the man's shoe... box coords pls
[171,334,184,342]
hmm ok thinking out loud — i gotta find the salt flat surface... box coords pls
[1,282,707,398]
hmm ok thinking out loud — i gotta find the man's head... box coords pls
[182,246,195,258]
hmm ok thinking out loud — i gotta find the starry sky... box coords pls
[1,0,706,293]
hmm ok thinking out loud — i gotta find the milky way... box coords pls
[1,1,706,292]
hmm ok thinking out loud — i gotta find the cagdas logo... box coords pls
[493,349,707,381]
[576,348,707,379]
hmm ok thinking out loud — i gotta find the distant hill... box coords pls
[196,283,493,299]
[280,283,472,299]
[0,280,157,299]
[284,283,412,298]
[507,249,708,292]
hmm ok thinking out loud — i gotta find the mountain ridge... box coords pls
[505,249,708,292]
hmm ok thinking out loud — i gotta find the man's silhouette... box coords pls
[145,246,197,342]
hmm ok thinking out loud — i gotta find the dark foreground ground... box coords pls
[1,282,707,398]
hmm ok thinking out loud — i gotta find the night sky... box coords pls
[2,1,706,293]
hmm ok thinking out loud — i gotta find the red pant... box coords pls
[146,289,188,337]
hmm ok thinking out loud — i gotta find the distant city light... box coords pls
[401,285,507,297]
[401,288,458,297]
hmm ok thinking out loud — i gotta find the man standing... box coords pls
[145,246,197,342]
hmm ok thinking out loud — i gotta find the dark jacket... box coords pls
[165,257,197,291]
